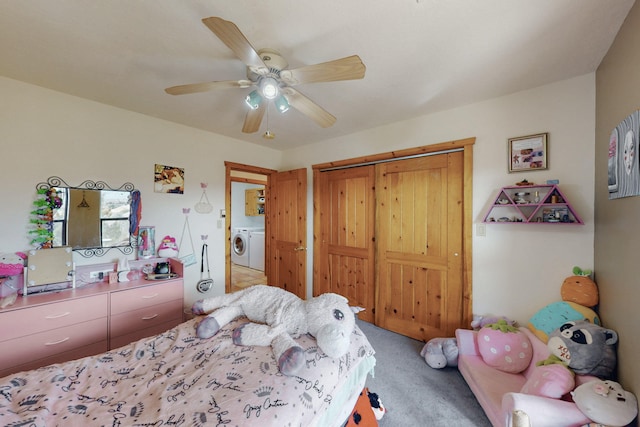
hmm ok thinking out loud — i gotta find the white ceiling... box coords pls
[0,1,634,150]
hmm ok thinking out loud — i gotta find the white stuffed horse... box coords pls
[192,285,359,376]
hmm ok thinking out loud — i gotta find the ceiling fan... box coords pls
[165,17,366,135]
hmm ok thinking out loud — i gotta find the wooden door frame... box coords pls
[312,137,475,327]
[224,162,277,293]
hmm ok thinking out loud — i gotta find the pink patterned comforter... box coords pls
[0,317,375,426]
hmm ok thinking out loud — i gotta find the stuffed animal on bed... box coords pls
[192,285,358,376]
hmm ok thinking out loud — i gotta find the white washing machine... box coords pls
[249,230,265,271]
[231,227,250,267]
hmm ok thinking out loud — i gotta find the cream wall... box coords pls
[595,1,640,395]
[0,76,283,307]
[1,72,597,332]
[283,73,596,324]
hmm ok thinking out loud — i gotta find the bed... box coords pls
[0,315,376,426]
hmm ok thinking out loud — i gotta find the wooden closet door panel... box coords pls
[313,166,375,322]
[376,152,464,341]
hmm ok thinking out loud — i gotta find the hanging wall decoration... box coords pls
[177,208,197,267]
[195,183,213,214]
[154,164,185,194]
[28,187,63,248]
[609,110,640,199]
[508,133,548,172]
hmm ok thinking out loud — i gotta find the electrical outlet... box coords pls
[89,270,113,279]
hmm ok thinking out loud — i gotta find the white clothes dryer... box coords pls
[231,227,250,267]
[248,230,265,271]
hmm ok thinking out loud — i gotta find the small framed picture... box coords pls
[508,133,548,173]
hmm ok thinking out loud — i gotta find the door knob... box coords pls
[294,246,306,252]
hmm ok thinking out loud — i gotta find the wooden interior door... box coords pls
[376,152,464,341]
[267,168,307,299]
[313,166,375,322]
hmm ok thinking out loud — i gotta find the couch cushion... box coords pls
[458,353,527,426]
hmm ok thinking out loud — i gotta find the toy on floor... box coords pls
[192,285,358,376]
[571,380,638,426]
[345,388,386,426]
[420,337,458,369]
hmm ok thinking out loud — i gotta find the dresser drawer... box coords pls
[0,317,107,369]
[110,281,183,315]
[0,294,108,342]
[0,340,108,378]
[110,299,183,338]
[110,319,183,350]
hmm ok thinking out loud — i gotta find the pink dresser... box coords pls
[0,267,183,377]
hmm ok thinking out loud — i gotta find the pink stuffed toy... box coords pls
[157,236,179,258]
[0,252,27,276]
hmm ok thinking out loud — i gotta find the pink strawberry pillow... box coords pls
[478,320,533,373]
[521,364,575,398]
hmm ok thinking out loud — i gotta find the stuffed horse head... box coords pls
[305,293,358,358]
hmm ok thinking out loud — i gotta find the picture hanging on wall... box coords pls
[608,110,640,199]
[508,133,548,172]
[154,164,185,194]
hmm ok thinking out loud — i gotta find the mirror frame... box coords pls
[36,176,138,258]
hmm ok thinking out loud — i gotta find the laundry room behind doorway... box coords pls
[230,180,267,292]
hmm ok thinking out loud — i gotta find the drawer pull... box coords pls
[45,311,71,319]
[141,293,159,299]
[142,314,159,321]
[45,337,70,346]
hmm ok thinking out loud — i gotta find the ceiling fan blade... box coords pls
[284,88,336,128]
[202,17,266,71]
[281,55,366,86]
[165,79,253,95]
[242,102,266,133]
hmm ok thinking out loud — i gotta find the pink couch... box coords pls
[456,327,597,427]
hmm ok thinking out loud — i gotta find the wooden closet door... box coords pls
[313,166,375,322]
[376,152,464,341]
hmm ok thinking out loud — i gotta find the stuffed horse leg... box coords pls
[232,322,305,376]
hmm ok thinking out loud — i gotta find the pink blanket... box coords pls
[0,317,375,426]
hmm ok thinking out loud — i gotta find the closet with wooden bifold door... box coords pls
[313,138,474,341]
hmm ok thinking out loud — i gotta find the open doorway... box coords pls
[225,162,275,293]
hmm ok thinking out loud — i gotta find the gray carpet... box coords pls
[356,320,492,427]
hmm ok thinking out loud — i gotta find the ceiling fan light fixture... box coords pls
[260,76,279,99]
[245,90,262,109]
[263,130,275,139]
[274,95,290,113]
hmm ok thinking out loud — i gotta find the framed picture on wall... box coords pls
[508,133,548,172]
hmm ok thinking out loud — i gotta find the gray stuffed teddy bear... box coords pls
[192,285,358,376]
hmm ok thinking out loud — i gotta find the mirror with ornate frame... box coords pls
[36,176,139,258]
